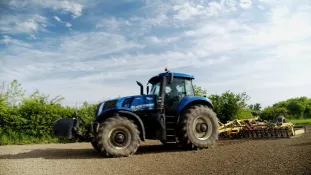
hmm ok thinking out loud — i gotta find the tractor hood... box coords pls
[95,94,156,118]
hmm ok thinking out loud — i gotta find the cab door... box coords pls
[164,78,186,115]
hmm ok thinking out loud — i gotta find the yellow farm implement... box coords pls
[218,116,307,139]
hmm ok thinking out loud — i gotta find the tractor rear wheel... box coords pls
[96,115,140,157]
[178,104,219,150]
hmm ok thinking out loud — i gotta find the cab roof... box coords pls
[148,72,194,84]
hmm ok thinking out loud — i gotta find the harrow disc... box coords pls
[217,116,306,140]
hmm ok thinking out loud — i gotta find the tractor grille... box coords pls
[103,100,117,110]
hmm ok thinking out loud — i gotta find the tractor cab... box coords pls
[147,70,195,115]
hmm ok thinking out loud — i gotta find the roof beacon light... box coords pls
[165,67,168,71]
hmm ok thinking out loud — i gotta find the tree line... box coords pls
[0,80,310,145]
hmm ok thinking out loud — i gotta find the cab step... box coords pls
[165,115,177,142]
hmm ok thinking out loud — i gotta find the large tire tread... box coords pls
[178,104,219,150]
[96,115,140,157]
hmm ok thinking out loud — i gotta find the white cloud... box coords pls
[145,36,180,44]
[257,5,265,10]
[239,0,253,9]
[202,42,311,107]
[172,0,311,106]
[53,15,72,28]
[53,16,62,22]
[0,31,145,80]
[247,7,311,45]
[1,0,311,107]
[65,22,72,28]
[96,17,132,32]
[172,0,238,21]
[58,32,144,60]
[28,35,38,40]
[0,35,31,47]
[130,14,169,28]
[173,2,206,20]
[8,0,84,18]
[0,14,47,35]
[0,25,229,105]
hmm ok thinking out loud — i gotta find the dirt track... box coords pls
[1,127,311,175]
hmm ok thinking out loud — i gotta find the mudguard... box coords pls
[176,96,214,113]
[96,110,146,141]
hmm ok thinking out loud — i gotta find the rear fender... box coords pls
[96,110,146,141]
[176,96,214,113]
[176,97,214,123]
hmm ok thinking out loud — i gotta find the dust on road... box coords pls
[1,127,311,175]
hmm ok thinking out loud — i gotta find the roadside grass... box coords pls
[0,134,60,145]
[288,119,311,126]
[0,131,83,145]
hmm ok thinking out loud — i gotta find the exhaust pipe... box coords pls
[136,81,144,95]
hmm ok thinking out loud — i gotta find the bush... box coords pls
[260,97,311,121]
[208,91,250,123]
[0,84,97,145]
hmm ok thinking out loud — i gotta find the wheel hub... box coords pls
[109,128,130,148]
[193,116,213,140]
[114,132,126,144]
[195,122,208,133]
[200,123,208,132]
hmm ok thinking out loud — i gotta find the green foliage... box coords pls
[17,92,73,139]
[208,91,251,122]
[75,101,98,133]
[235,109,254,120]
[0,80,25,107]
[249,103,262,111]
[193,85,311,122]
[0,94,8,115]
[193,85,207,96]
[288,119,311,126]
[0,80,97,145]
[260,97,311,121]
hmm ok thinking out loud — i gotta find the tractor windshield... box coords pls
[166,78,195,97]
[150,77,195,97]
[150,82,161,96]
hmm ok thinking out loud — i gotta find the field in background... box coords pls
[288,119,311,125]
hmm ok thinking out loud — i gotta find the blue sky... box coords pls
[1,0,311,107]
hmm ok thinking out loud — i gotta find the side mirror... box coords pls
[167,72,173,84]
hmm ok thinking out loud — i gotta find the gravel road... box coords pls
[1,127,311,175]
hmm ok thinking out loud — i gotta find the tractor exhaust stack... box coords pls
[136,81,144,95]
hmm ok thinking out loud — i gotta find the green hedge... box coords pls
[0,90,97,145]
[260,97,311,120]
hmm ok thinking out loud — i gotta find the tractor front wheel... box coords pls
[96,115,140,157]
[178,104,219,150]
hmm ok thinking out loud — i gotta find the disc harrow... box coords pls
[218,116,306,139]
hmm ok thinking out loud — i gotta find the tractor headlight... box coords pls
[96,102,105,117]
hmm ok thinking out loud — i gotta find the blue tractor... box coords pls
[52,69,219,157]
